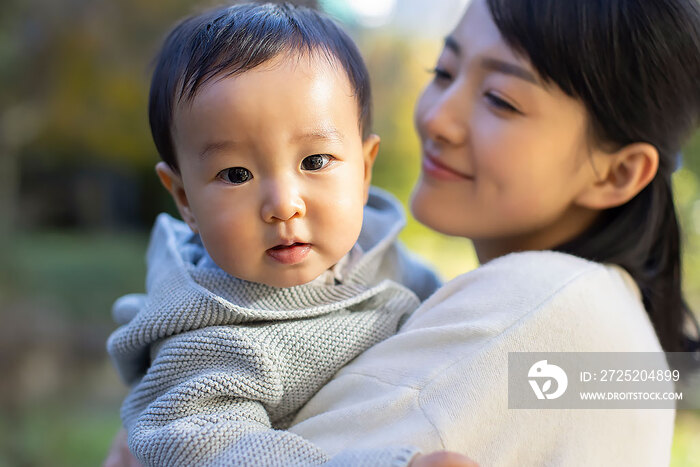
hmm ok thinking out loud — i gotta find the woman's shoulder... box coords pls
[423,250,638,311]
[422,250,605,304]
[406,250,609,328]
[402,250,660,352]
[461,249,611,288]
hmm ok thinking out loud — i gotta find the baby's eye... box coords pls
[301,154,333,171]
[218,167,252,184]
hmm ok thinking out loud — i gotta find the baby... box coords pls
[107,3,440,466]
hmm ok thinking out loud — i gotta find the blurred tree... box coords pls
[0,0,325,232]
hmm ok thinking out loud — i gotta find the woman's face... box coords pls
[411,0,602,262]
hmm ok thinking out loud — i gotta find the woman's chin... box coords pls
[410,182,470,238]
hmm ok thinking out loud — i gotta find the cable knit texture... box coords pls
[107,187,440,466]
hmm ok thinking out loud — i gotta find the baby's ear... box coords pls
[361,134,381,203]
[574,142,659,210]
[155,162,198,233]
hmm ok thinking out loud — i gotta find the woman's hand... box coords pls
[103,428,142,467]
[409,451,480,467]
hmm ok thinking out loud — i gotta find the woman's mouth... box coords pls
[266,243,311,265]
[422,153,473,181]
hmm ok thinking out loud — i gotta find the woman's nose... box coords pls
[260,179,306,223]
[419,85,469,147]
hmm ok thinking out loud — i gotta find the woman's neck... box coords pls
[473,205,600,264]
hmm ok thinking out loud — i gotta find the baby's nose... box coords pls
[260,180,306,222]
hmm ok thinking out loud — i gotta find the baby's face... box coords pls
[163,53,378,287]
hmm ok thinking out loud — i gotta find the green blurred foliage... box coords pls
[675,132,700,310]
[672,411,700,467]
[0,231,148,318]
[3,0,187,167]
[0,397,123,467]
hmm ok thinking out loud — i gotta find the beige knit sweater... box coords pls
[290,251,676,467]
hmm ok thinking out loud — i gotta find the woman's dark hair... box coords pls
[486,0,700,352]
[149,2,372,170]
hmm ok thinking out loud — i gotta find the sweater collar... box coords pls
[143,186,407,317]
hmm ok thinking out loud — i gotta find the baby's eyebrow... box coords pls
[199,140,239,159]
[292,128,344,144]
[198,129,345,159]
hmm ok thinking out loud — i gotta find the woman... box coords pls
[289,0,700,464]
[107,0,700,464]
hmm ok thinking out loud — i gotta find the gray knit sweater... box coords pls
[107,188,441,467]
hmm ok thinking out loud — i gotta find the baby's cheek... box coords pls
[314,174,365,223]
[320,197,364,259]
[202,214,258,261]
[331,200,363,233]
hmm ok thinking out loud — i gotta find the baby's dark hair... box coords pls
[487,0,700,352]
[149,2,372,170]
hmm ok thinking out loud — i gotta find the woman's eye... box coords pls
[430,66,453,82]
[485,92,520,114]
[218,167,252,184]
[301,154,332,171]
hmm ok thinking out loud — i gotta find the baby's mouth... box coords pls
[266,243,311,265]
[270,242,308,250]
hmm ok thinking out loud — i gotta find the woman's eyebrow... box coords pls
[443,35,541,87]
[444,36,461,55]
[479,57,541,87]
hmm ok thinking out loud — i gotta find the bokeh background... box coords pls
[1,0,698,465]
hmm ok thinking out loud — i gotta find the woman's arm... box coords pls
[103,429,479,467]
[103,428,142,467]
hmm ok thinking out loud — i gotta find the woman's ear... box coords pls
[575,142,659,210]
[155,161,199,233]
[361,134,381,203]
